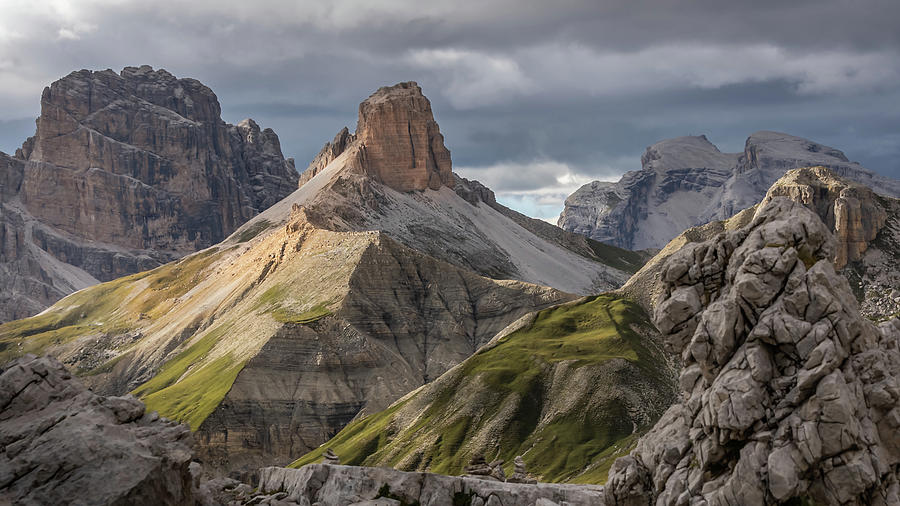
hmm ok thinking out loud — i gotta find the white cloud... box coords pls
[406,48,535,108]
[457,159,613,220]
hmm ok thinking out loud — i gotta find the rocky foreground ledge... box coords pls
[0,353,603,505]
[242,464,603,505]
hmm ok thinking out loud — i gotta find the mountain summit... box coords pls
[0,81,646,477]
[356,82,454,191]
[0,66,299,322]
[559,131,900,250]
[299,81,452,192]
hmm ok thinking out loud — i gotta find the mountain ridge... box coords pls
[559,131,900,250]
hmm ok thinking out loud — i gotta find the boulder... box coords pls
[0,354,197,505]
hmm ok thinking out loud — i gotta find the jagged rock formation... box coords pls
[0,81,649,478]
[354,82,453,192]
[620,167,900,320]
[245,465,605,505]
[290,294,677,484]
[300,126,354,187]
[0,354,197,505]
[560,132,900,250]
[0,65,299,323]
[603,197,900,505]
[761,167,900,320]
[257,82,644,294]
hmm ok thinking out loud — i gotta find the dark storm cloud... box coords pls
[0,0,898,219]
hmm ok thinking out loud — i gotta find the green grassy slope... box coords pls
[289,294,676,484]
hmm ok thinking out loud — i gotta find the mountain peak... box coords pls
[354,81,454,192]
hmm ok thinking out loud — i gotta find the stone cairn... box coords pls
[464,454,536,483]
[508,456,537,484]
[323,448,340,465]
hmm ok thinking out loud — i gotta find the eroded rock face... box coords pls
[299,126,355,188]
[763,166,888,269]
[353,82,453,192]
[19,65,298,251]
[246,465,604,506]
[604,197,900,505]
[0,354,197,505]
[560,132,900,250]
[0,65,299,322]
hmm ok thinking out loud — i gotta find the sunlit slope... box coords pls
[290,294,677,484]
[0,204,571,474]
[0,209,370,430]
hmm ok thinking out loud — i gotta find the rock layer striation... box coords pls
[0,65,299,323]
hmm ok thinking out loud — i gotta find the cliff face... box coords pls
[18,65,298,251]
[0,355,197,505]
[354,82,454,192]
[559,132,900,250]
[761,167,900,320]
[604,197,900,505]
[0,66,299,323]
[0,81,643,479]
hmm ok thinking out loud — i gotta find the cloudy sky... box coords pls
[1,0,898,220]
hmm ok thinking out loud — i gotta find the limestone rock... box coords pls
[300,127,354,188]
[2,81,646,480]
[560,131,900,250]
[254,465,605,505]
[604,197,900,505]
[0,354,196,505]
[762,166,887,268]
[354,82,453,192]
[0,65,299,323]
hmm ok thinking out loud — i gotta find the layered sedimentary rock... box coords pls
[354,82,454,191]
[0,354,197,505]
[289,294,677,484]
[0,81,644,479]
[604,197,900,505]
[620,167,900,320]
[560,131,900,250]
[0,65,299,323]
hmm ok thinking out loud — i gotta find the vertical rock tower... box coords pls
[353,82,454,192]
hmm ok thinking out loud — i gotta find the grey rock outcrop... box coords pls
[248,465,604,505]
[604,197,900,505]
[0,354,197,505]
[0,65,299,323]
[559,131,900,250]
[761,167,900,320]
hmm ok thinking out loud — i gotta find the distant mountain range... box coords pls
[558,131,900,251]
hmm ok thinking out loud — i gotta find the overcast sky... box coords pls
[1,0,898,220]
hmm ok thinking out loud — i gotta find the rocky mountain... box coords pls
[289,294,677,484]
[559,131,900,251]
[604,196,900,505]
[1,353,606,505]
[619,167,900,321]
[0,65,300,323]
[0,81,644,478]
[0,354,197,505]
